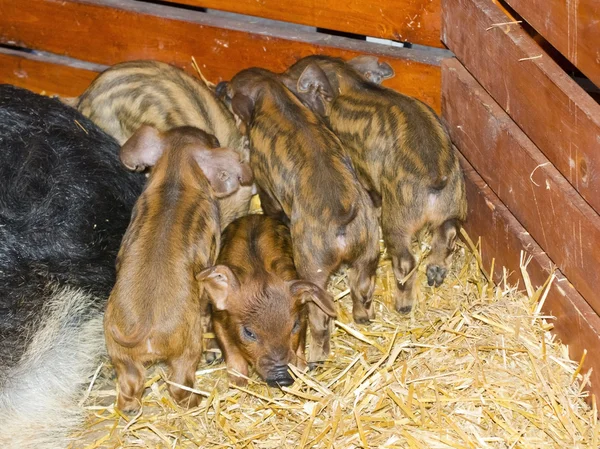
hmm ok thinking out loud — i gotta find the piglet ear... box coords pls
[120,125,165,172]
[296,63,334,116]
[193,147,254,198]
[231,93,254,126]
[290,281,337,318]
[207,134,221,149]
[347,55,395,84]
[196,265,240,311]
[297,63,333,96]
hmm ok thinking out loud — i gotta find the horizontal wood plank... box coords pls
[167,0,444,48]
[0,48,103,97]
[0,0,448,112]
[503,0,600,88]
[442,57,600,319]
[442,0,600,214]
[460,153,600,403]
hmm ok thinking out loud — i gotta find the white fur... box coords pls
[0,286,106,449]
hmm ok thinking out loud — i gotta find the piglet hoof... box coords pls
[204,349,223,365]
[295,360,308,371]
[307,361,325,371]
[396,305,412,314]
[354,315,371,325]
[229,374,249,388]
[307,347,329,368]
[353,305,374,324]
[426,265,447,288]
[116,397,142,415]
[395,297,413,314]
[178,393,201,409]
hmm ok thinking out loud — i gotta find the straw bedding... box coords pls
[69,200,598,448]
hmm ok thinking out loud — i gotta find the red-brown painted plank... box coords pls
[169,0,444,48]
[0,0,447,112]
[443,57,600,320]
[461,153,600,403]
[504,0,600,88]
[442,0,600,214]
[0,48,102,97]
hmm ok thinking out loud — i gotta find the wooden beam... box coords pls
[0,48,103,97]
[169,0,444,48]
[442,0,600,214]
[443,57,600,319]
[503,0,600,88]
[460,153,600,403]
[0,0,448,112]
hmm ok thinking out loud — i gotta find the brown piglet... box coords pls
[198,214,336,387]
[217,68,380,365]
[104,125,252,413]
[282,55,467,313]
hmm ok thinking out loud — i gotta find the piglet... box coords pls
[104,125,252,413]
[77,60,253,230]
[198,214,336,386]
[282,55,467,313]
[218,68,380,365]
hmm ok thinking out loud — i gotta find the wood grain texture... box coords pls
[504,0,600,88]
[461,153,600,402]
[0,48,103,97]
[168,0,443,48]
[443,58,600,318]
[0,0,448,112]
[442,0,600,214]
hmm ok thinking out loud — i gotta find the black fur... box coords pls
[0,85,144,386]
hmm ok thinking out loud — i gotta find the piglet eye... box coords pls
[242,326,257,342]
[292,318,301,334]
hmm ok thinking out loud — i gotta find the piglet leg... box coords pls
[426,218,459,288]
[390,243,417,314]
[201,303,222,364]
[301,270,333,366]
[294,324,308,371]
[347,245,379,324]
[114,359,146,413]
[167,351,203,409]
[222,344,250,387]
[292,237,334,365]
[306,302,332,366]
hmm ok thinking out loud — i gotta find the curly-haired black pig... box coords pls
[199,214,336,387]
[282,55,467,313]
[217,68,380,364]
[0,85,145,449]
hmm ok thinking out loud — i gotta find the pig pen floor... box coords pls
[69,218,599,448]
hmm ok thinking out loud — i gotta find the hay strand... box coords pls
[70,230,599,448]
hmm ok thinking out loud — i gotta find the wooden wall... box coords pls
[0,0,447,111]
[173,0,444,48]
[441,0,600,400]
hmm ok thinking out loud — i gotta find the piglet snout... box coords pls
[266,365,294,387]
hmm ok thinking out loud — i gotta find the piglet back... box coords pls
[77,60,243,153]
